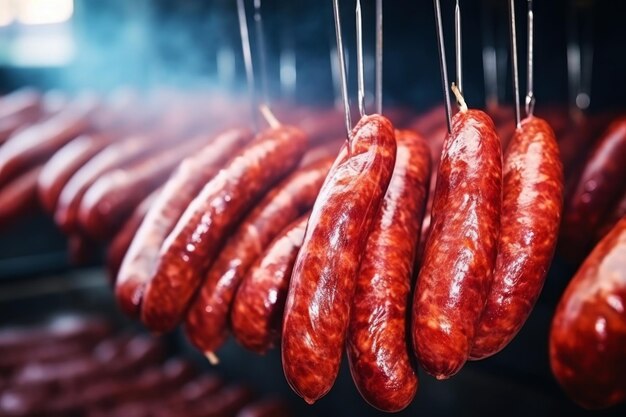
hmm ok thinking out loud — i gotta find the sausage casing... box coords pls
[347,129,430,412]
[141,126,307,332]
[281,114,396,403]
[550,217,626,409]
[412,109,501,379]
[471,116,563,359]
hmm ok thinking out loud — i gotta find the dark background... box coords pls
[1,1,625,416]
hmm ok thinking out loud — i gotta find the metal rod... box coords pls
[525,0,535,116]
[254,0,270,106]
[433,0,452,133]
[375,0,383,114]
[454,0,463,96]
[356,0,366,117]
[237,0,258,130]
[508,0,521,128]
[579,1,593,110]
[333,0,353,137]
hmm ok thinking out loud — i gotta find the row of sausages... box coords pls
[102,93,567,412]
[0,316,293,417]
[0,87,624,411]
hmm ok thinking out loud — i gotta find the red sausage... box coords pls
[107,189,160,284]
[115,128,253,317]
[0,97,97,187]
[77,134,209,240]
[55,131,174,233]
[230,214,309,354]
[347,129,430,412]
[37,133,116,213]
[282,114,396,403]
[550,217,626,409]
[560,119,626,261]
[0,165,42,228]
[412,109,501,379]
[141,125,307,332]
[184,158,332,356]
[471,116,563,359]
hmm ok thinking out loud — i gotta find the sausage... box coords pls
[550,217,626,409]
[412,108,501,379]
[470,116,563,359]
[230,214,309,354]
[0,165,42,228]
[55,131,174,233]
[140,125,307,332]
[107,189,160,284]
[184,158,332,356]
[560,119,626,262]
[37,133,115,213]
[115,128,252,317]
[0,97,97,187]
[77,134,209,239]
[282,114,396,403]
[346,129,430,412]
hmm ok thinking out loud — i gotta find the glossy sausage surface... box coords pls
[347,129,430,412]
[412,109,501,379]
[471,116,563,359]
[282,114,396,403]
[550,217,626,409]
[141,126,307,332]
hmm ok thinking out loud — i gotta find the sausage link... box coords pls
[37,133,114,213]
[550,217,626,409]
[141,126,307,332]
[412,109,501,379]
[471,116,563,359]
[282,114,396,403]
[77,134,209,240]
[184,158,332,355]
[346,129,430,412]
[108,189,160,284]
[560,119,626,262]
[115,128,252,317]
[230,214,309,354]
[0,165,42,228]
[0,97,97,187]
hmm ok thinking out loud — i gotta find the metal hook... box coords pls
[455,0,463,96]
[508,0,521,128]
[332,0,353,138]
[375,0,383,115]
[525,0,535,116]
[253,0,270,106]
[237,0,258,131]
[356,0,366,117]
[433,0,452,133]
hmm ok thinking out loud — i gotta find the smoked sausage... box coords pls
[560,119,626,262]
[347,129,430,412]
[412,107,501,379]
[471,116,563,359]
[281,114,396,403]
[184,158,332,356]
[140,125,307,332]
[115,128,252,317]
[230,214,309,354]
[550,217,626,409]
